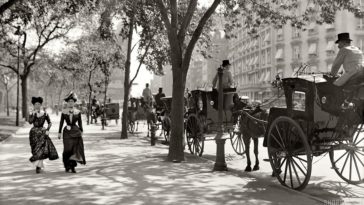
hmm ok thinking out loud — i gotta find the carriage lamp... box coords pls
[271,74,282,89]
[321,96,327,104]
[210,101,214,106]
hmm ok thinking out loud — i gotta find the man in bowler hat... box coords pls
[212,60,234,89]
[330,32,364,86]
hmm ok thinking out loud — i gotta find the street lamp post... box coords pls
[213,66,228,171]
[14,26,21,126]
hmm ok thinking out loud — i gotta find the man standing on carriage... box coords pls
[154,87,166,112]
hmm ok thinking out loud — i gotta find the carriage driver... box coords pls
[212,60,234,89]
[330,33,364,86]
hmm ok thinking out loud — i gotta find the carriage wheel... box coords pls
[162,116,171,143]
[329,123,364,184]
[229,129,245,155]
[186,114,204,156]
[267,116,312,190]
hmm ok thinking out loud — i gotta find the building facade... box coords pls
[228,0,364,102]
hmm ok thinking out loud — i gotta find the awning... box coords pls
[326,41,335,51]
[308,43,317,55]
[275,48,283,59]
[264,71,271,82]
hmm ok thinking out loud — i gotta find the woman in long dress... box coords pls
[58,92,86,173]
[29,97,59,173]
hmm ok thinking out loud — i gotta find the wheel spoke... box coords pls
[278,158,287,171]
[354,152,364,167]
[291,157,302,186]
[283,157,289,183]
[271,133,285,150]
[352,153,362,181]
[349,153,353,181]
[334,150,349,164]
[274,125,286,148]
[352,124,362,143]
[293,156,307,171]
[340,152,350,175]
[354,137,364,146]
[288,158,294,188]
[291,157,307,177]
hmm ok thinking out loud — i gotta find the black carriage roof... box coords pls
[282,75,327,87]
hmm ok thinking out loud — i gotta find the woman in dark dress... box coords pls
[29,97,59,174]
[58,92,86,173]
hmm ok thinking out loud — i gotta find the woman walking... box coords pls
[29,97,59,174]
[58,92,86,173]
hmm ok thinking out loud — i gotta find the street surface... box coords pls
[0,112,363,205]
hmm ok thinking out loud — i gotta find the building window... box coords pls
[292,27,300,39]
[357,18,364,30]
[308,22,317,34]
[292,45,301,59]
[277,28,283,41]
[261,50,266,65]
[308,43,317,56]
[275,48,284,60]
[263,31,271,46]
[264,69,271,83]
[267,48,271,64]
[326,40,335,55]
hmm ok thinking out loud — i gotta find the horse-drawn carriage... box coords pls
[184,88,239,156]
[127,96,171,143]
[263,73,364,190]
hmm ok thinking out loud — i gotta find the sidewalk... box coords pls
[0,113,320,205]
[0,112,25,142]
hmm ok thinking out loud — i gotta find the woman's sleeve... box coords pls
[28,113,35,124]
[46,113,52,131]
[78,113,83,132]
[58,113,64,133]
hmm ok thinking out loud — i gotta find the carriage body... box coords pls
[264,74,364,190]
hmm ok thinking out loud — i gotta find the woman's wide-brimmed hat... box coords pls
[31,97,43,105]
[64,91,78,102]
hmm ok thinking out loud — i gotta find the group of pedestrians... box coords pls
[28,91,86,174]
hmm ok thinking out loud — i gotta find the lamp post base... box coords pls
[213,138,228,171]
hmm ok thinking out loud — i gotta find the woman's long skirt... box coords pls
[29,127,59,163]
[62,126,86,169]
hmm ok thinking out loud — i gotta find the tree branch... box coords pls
[155,0,172,31]
[177,0,197,43]
[0,0,21,15]
[0,63,17,74]
[183,0,221,72]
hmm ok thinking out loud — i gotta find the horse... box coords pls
[239,105,269,172]
[141,98,157,138]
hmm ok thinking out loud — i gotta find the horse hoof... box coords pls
[253,165,259,171]
[245,166,252,172]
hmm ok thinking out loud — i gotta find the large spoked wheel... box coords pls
[186,114,204,157]
[329,123,364,184]
[230,126,245,155]
[267,116,312,191]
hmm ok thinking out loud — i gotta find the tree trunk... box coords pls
[167,67,187,162]
[121,8,135,139]
[21,75,28,119]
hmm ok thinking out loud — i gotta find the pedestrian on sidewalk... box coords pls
[28,97,59,174]
[58,92,86,173]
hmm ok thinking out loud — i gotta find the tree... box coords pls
[0,0,92,119]
[0,68,16,116]
[152,0,364,162]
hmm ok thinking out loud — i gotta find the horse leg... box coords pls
[147,121,150,138]
[243,134,252,172]
[253,137,259,171]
